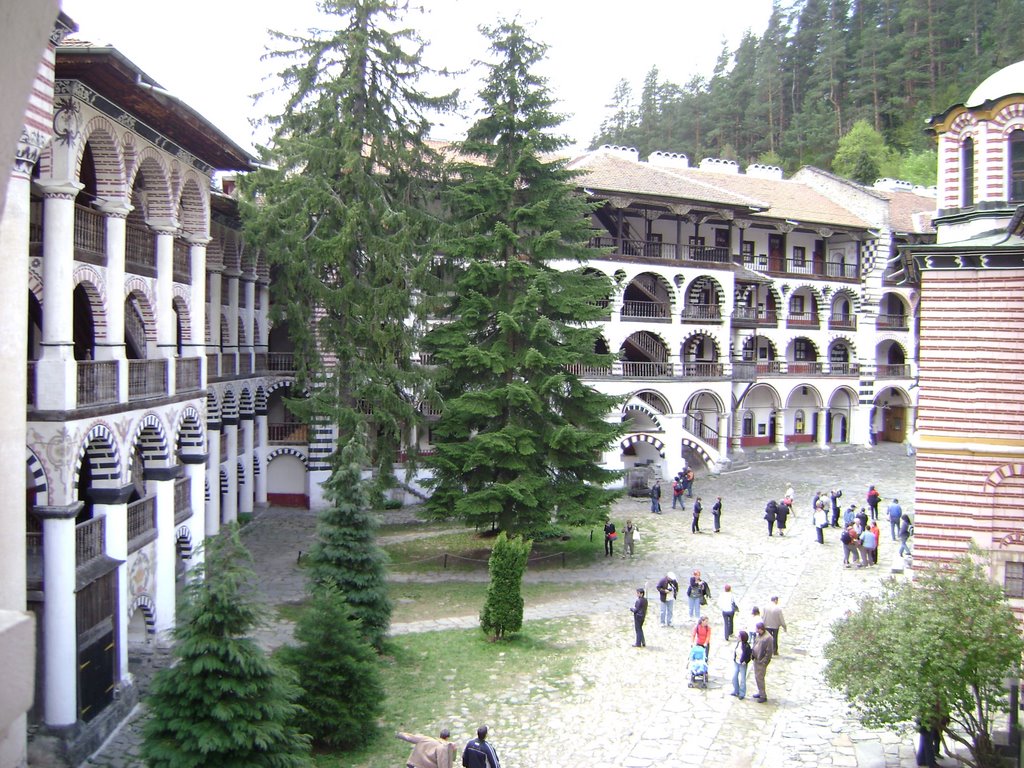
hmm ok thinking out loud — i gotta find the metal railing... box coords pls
[74,204,106,264]
[174,478,192,524]
[877,363,911,378]
[621,300,670,320]
[77,360,118,407]
[828,314,857,330]
[76,516,106,566]
[125,222,155,273]
[876,314,909,330]
[129,359,168,400]
[681,303,722,321]
[825,262,859,279]
[268,422,308,443]
[267,353,295,372]
[172,239,191,283]
[176,356,201,391]
[683,414,719,443]
[127,497,156,551]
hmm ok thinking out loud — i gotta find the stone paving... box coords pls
[84,443,967,767]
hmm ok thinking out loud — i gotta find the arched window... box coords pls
[962,137,975,207]
[794,409,806,435]
[1010,129,1024,203]
[742,410,754,437]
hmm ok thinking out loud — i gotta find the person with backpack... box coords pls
[687,570,710,619]
[867,485,881,521]
[764,498,779,536]
[650,481,662,514]
[841,524,861,567]
[671,475,684,509]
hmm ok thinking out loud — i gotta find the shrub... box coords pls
[480,532,532,639]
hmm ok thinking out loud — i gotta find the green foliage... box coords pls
[141,527,311,768]
[307,436,392,649]
[824,554,1024,768]
[833,120,892,183]
[883,149,938,187]
[424,20,624,537]
[241,0,456,477]
[277,586,384,750]
[480,532,532,639]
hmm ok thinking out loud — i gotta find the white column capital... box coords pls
[35,179,83,199]
[94,197,133,218]
[147,217,179,234]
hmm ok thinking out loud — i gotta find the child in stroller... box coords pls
[688,643,709,688]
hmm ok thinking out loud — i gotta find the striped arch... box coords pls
[237,460,245,485]
[830,287,860,315]
[130,413,170,469]
[992,103,1024,135]
[219,468,228,496]
[206,389,222,426]
[74,423,123,492]
[619,433,666,458]
[177,175,209,237]
[128,594,157,635]
[175,406,205,457]
[680,330,724,359]
[681,275,726,311]
[680,436,713,467]
[984,464,1024,494]
[73,265,109,342]
[171,288,192,343]
[950,111,979,136]
[622,403,664,432]
[254,316,263,347]
[29,265,42,306]
[267,447,309,467]
[875,336,909,356]
[206,229,225,271]
[220,314,230,347]
[254,385,268,413]
[239,388,254,417]
[125,277,158,342]
[221,229,242,272]
[221,389,238,421]
[26,447,49,507]
[253,452,260,477]
[265,378,298,397]
[78,116,126,199]
[237,317,247,346]
[128,148,176,221]
[204,476,210,502]
[175,525,193,560]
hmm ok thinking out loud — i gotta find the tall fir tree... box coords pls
[424,20,623,536]
[241,0,456,479]
[141,527,310,768]
[306,435,392,649]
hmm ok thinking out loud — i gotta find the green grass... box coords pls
[311,617,587,767]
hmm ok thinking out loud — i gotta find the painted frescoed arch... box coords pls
[73,265,110,342]
[128,594,156,635]
[171,288,192,343]
[619,433,666,458]
[129,413,170,468]
[26,447,49,507]
[175,406,205,458]
[77,117,126,200]
[74,423,123,492]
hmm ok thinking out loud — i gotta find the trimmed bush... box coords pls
[480,532,532,639]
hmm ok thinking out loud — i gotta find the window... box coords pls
[741,240,754,258]
[1005,561,1024,599]
[794,409,805,434]
[962,137,974,207]
[795,338,812,361]
[791,295,805,315]
[715,229,730,248]
[1011,129,1024,202]
[792,246,807,268]
[742,412,754,436]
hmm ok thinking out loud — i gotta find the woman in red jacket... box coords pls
[692,615,712,658]
[867,485,881,521]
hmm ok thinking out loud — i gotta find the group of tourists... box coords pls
[397,724,500,768]
[603,518,641,558]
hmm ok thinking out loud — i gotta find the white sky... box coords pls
[59,0,773,156]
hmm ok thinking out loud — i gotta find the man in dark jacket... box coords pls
[650,481,662,514]
[630,587,648,647]
[462,725,500,768]
[765,499,779,536]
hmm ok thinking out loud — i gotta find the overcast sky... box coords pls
[60,0,773,156]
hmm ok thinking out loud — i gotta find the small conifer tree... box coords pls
[277,586,384,749]
[480,532,532,639]
[141,526,310,768]
[306,436,392,649]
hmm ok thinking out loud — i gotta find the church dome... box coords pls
[965,60,1024,107]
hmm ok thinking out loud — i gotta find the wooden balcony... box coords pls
[786,312,820,329]
[74,204,106,266]
[269,422,308,444]
[681,303,722,323]
[681,362,726,378]
[174,477,192,525]
[621,361,673,377]
[786,361,824,375]
[564,363,614,378]
[755,360,784,375]
[588,236,731,264]
[254,352,268,371]
[76,516,106,566]
[877,364,911,378]
[172,239,191,284]
[175,356,201,391]
[827,362,860,376]
[267,353,295,372]
[206,352,219,378]
[129,359,168,400]
[621,300,670,321]
[127,497,156,553]
[829,314,857,330]
[876,314,909,330]
[238,354,252,375]
[742,255,859,280]
[221,354,237,376]
[77,360,118,407]
[731,307,778,327]
[125,222,156,276]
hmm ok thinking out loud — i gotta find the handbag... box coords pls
[633,528,641,542]
[609,531,617,540]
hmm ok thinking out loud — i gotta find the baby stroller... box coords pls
[687,644,709,688]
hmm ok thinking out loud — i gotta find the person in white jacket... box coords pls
[718,584,738,640]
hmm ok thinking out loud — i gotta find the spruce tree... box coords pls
[306,435,391,649]
[277,585,384,749]
[241,0,456,478]
[480,532,532,640]
[423,20,623,537]
[141,527,310,768]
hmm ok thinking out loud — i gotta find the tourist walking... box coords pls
[603,520,616,557]
[692,615,712,658]
[763,596,788,654]
[622,519,636,558]
[672,475,684,509]
[841,523,861,567]
[687,571,710,619]
[870,520,882,564]
[888,498,903,541]
[650,481,662,514]
[397,728,457,768]
[899,513,913,557]
[775,498,790,536]
[656,572,678,627]
[867,485,881,521]
[685,467,695,497]
[461,725,500,768]
[719,584,737,640]
[630,587,648,647]
[813,503,828,544]
[731,631,752,700]
[711,496,723,532]
[751,623,774,703]
[692,497,703,533]
[764,498,779,536]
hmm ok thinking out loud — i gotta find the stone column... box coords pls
[730,406,744,454]
[241,275,255,372]
[91,486,133,683]
[188,237,209,375]
[239,413,254,516]
[224,270,240,371]
[816,409,829,450]
[181,457,207,571]
[95,199,131,402]
[207,269,222,377]
[147,466,182,638]
[717,413,729,459]
[255,407,268,506]
[774,409,787,452]
[151,221,177,357]
[222,415,239,525]
[36,180,82,411]
[35,502,83,726]
[205,419,222,537]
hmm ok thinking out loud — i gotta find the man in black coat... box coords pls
[462,725,500,768]
[630,587,648,647]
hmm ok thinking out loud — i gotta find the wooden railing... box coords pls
[238,353,252,375]
[786,312,820,328]
[828,362,860,376]
[876,314,909,330]
[268,422,308,443]
[206,353,219,378]
[681,303,722,321]
[77,360,118,407]
[621,361,673,377]
[254,352,268,371]
[76,516,106,566]
[176,356,201,391]
[125,222,155,273]
[172,239,191,284]
[756,360,784,375]
[174,477,192,525]
[732,307,778,325]
[587,237,731,263]
[877,364,911,378]
[221,354,237,376]
[786,361,824,375]
[127,497,156,552]
[681,362,725,378]
[564,363,614,377]
[74,204,106,264]
[621,300,670,320]
[829,314,857,330]
[129,358,168,400]
[268,353,295,372]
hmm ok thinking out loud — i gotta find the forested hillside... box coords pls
[590,0,1024,183]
